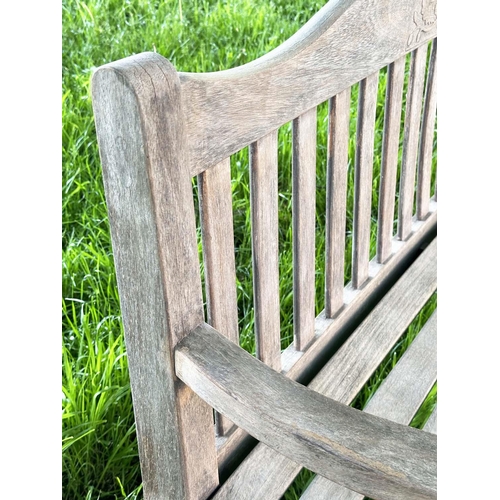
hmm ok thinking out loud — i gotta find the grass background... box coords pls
[62,0,437,498]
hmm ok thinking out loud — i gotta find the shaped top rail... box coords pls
[179,0,437,175]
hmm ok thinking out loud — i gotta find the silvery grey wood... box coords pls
[423,406,437,434]
[198,158,239,436]
[417,38,437,221]
[293,107,318,350]
[215,206,436,473]
[377,56,406,264]
[301,310,437,500]
[181,0,436,177]
[250,131,281,370]
[398,44,428,240]
[92,1,438,496]
[352,71,379,289]
[325,88,351,317]
[92,53,218,499]
[212,238,436,500]
[282,203,436,379]
[176,323,437,500]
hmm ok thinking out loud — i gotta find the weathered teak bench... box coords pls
[92,0,437,498]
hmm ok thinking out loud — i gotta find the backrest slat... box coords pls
[352,71,379,289]
[377,56,406,264]
[325,88,351,317]
[398,44,428,240]
[417,38,438,221]
[292,108,318,351]
[250,131,281,371]
[198,158,239,436]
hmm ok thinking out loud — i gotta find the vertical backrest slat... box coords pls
[292,108,317,350]
[416,38,438,221]
[325,88,351,317]
[92,54,218,500]
[352,72,379,289]
[250,131,281,371]
[198,158,239,436]
[398,44,427,240]
[376,56,406,264]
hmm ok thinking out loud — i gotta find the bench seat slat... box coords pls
[301,310,437,500]
[212,238,436,500]
[250,131,281,370]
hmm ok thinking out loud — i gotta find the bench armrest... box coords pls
[175,322,436,500]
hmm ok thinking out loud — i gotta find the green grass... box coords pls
[62,1,437,498]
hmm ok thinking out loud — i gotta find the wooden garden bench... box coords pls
[92,0,437,498]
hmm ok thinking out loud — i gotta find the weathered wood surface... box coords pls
[176,323,437,500]
[352,71,379,289]
[398,44,428,240]
[181,0,437,176]
[293,107,317,350]
[217,206,437,471]
[213,238,437,499]
[301,310,437,500]
[377,56,405,264]
[92,53,218,499]
[250,131,281,370]
[325,88,351,317]
[198,158,239,436]
[416,38,437,221]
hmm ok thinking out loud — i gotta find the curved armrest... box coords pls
[175,323,436,500]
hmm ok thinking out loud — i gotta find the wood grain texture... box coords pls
[92,53,218,499]
[325,88,351,317]
[301,310,437,500]
[198,158,239,436]
[213,238,436,500]
[352,71,379,289]
[181,0,437,176]
[293,107,317,351]
[250,131,281,370]
[423,406,437,434]
[416,38,437,221]
[217,205,437,472]
[377,56,406,264]
[398,43,428,240]
[176,323,437,500]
